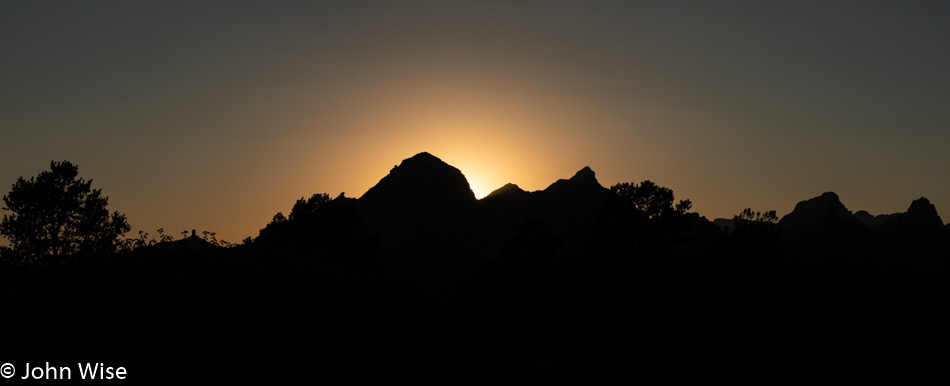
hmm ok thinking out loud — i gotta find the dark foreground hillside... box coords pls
[3,154,950,383]
[4,216,950,383]
[3,227,949,384]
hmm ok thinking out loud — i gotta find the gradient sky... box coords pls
[2,1,948,244]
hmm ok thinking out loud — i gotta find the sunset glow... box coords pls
[5,3,949,381]
[1,1,948,244]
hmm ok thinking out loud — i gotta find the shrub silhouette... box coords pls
[121,228,179,251]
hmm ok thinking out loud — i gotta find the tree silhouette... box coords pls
[590,180,695,264]
[732,208,778,236]
[289,193,331,220]
[255,193,373,260]
[722,208,781,258]
[609,180,691,219]
[0,161,130,264]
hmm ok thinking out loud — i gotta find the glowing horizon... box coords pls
[2,2,949,245]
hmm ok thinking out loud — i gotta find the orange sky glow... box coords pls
[2,2,949,245]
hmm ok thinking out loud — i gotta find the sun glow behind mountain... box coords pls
[2,2,948,245]
[303,72,611,202]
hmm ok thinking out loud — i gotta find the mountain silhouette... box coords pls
[358,152,476,217]
[8,152,950,383]
[483,182,529,200]
[348,153,614,266]
[904,197,944,229]
[853,198,948,243]
[531,166,609,254]
[475,165,609,257]
[868,197,948,243]
[778,192,866,239]
[354,152,482,268]
[543,166,600,194]
[853,210,899,229]
[712,217,734,231]
[271,153,947,273]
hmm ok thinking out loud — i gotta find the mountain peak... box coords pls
[359,152,476,215]
[906,197,944,229]
[908,197,935,212]
[545,166,602,191]
[389,151,453,172]
[482,182,528,200]
[571,166,596,182]
[778,191,865,237]
[818,191,840,201]
[391,152,446,171]
[484,183,527,200]
[408,151,439,161]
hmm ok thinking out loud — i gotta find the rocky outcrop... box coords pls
[483,183,529,201]
[871,198,947,242]
[713,218,734,232]
[475,166,610,257]
[778,192,865,238]
[356,152,478,265]
[358,152,476,219]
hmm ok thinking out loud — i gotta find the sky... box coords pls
[2,1,948,244]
